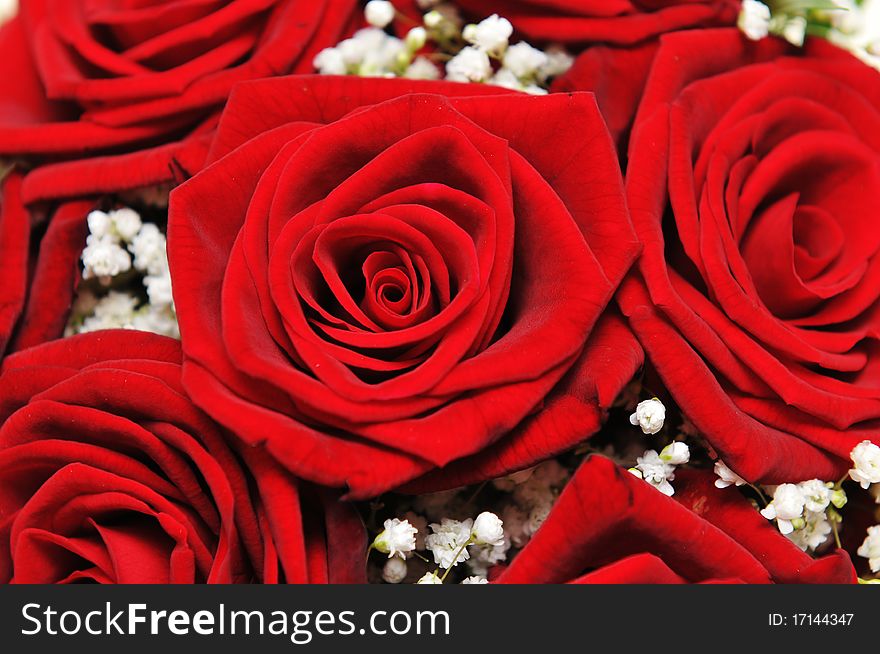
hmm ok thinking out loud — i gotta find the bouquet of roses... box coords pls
[0,0,879,585]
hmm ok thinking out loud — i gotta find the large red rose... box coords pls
[498,456,856,583]
[396,0,739,46]
[0,332,366,583]
[168,75,642,499]
[618,30,880,485]
[0,0,360,204]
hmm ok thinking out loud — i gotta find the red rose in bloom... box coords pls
[0,332,366,583]
[397,0,738,45]
[168,76,642,499]
[618,30,880,485]
[498,456,856,583]
[0,0,359,204]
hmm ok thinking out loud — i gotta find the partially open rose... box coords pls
[0,332,366,583]
[0,0,359,204]
[498,456,856,583]
[169,76,642,499]
[618,31,880,484]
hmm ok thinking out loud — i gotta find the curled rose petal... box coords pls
[497,456,856,584]
[0,0,361,203]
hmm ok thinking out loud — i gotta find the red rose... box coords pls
[498,456,856,583]
[618,30,880,484]
[0,0,360,204]
[397,0,739,45]
[168,75,642,499]
[0,332,366,583]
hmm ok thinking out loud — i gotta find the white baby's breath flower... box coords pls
[798,479,833,514]
[314,47,347,75]
[782,15,807,47]
[714,460,747,489]
[463,14,513,55]
[79,291,139,333]
[849,440,880,489]
[629,398,666,435]
[382,557,408,584]
[129,222,167,276]
[404,57,440,80]
[446,46,492,83]
[416,572,443,584]
[87,210,113,240]
[472,512,504,547]
[110,208,142,242]
[82,235,132,281]
[365,1,395,29]
[857,525,880,573]
[405,27,427,51]
[129,305,179,339]
[760,484,805,535]
[660,442,690,466]
[633,450,676,496]
[788,511,832,552]
[737,0,771,41]
[144,271,174,309]
[373,518,418,559]
[461,576,488,584]
[426,518,473,569]
[503,42,549,80]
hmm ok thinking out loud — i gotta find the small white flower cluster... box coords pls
[827,0,880,70]
[858,526,880,574]
[629,398,666,435]
[759,480,846,551]
[737,0,808,47]
[846,440,880,575]
[67,206,178,339]
[628,441,690,496]
[372,512,504,585]
[314,3,572,94]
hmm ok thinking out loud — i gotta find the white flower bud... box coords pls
[472,512,504,547]
[445,46,491,83]
[426,518,473,569]
[404,57,440,80]
[405,26,427,51]
[737,0,771,41]
[629,398,666,435]
[849,440,880,489]
[373,518,418,559]
[714,460,747,489]
[110,207,142,242]
[782,16,807,47]
[857,525,880,573]
[503,42,548,80]
[82,235,132,280]
[417,572,443,584]
[463,14,512,55]
[365,0,395,29]
[633,450,676,496]
[87,210,112,240]
[461,576,488,584]
[760,483,805,535]
[382,557,408,584]
[659,442,690,465]
[424,10,444,29]
[314,47,347,75]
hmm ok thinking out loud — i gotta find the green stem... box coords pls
[831,519,842,549]
[440,537,474,582]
